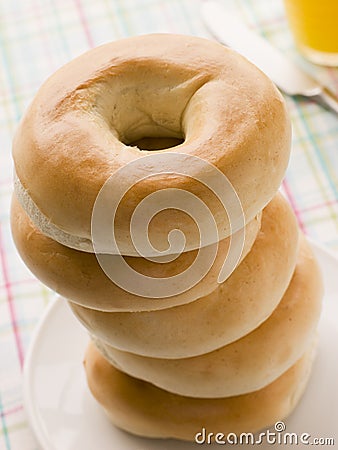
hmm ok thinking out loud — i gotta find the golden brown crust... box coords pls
[11,194,261,312]
[93,236,322,397]
[69,193,299,357]
[12,34,291,254]
[84,342,316,441]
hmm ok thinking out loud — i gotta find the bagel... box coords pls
[12,33,291,256]
[93,236,323,398]
[69,193,299,358]
[10,194,261,312]
[84,341,316,441]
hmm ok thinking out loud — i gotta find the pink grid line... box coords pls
[74,0,94,48]
[1,405,23,418]
[300,199,338,214]
[0,224,24,369]
[0,278,37,291]
[31,0,59,68]
[282,179,306,233]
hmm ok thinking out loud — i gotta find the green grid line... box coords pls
[247,0,338,232]
[0,393,11,450]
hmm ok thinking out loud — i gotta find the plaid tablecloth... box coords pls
[0,0,338,448]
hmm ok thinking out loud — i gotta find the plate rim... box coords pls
[23,298,62,450]
[22,239,338,450]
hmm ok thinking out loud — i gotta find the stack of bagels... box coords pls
[11,34,323,441]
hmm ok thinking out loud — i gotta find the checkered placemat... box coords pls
[0,0,337,448]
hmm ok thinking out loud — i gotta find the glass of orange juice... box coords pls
[284,0,338,66]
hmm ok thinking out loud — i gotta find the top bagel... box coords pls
[13,34,291,256]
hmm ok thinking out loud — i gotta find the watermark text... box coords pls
[195,422,335,446]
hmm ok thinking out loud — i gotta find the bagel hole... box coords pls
[129,136,184,151]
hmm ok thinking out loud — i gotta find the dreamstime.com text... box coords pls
[195,422,335,446]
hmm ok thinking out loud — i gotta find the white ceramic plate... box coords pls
[23,241,338,450]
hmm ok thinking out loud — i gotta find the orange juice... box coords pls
[284,0,338,65]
